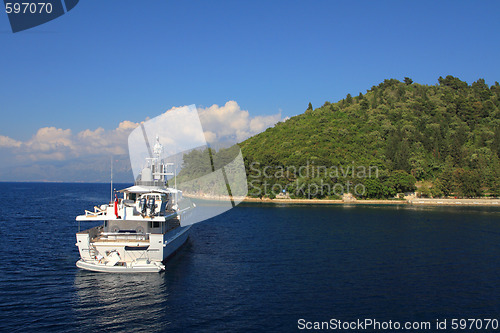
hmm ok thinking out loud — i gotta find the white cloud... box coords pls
[249,114,283,134]
[0,135,22,148]
[197,101,282,142]
[1,121,139,164]
[76,120,140,156]
[26,127,73,151]
[0,101,282,180]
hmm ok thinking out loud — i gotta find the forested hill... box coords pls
[239,76,500,199]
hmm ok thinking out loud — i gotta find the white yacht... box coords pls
[75,138,194,273]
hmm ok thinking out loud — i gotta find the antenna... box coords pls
[110,156,113,203]
[174,162,177,205]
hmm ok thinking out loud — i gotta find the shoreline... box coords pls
[185,195,500,207]
[241,197,405,205]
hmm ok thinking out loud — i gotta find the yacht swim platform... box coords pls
[76,259,165,273]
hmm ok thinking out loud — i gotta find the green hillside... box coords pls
[239,76,500,199]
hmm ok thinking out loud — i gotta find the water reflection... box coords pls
[73,271,169,332]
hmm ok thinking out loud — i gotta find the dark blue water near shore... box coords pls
[0,183,500,332]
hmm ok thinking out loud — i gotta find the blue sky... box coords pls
[0,0,499,181]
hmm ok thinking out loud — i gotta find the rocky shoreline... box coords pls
[184,194,500,207]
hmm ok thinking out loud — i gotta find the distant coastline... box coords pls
[185,194,500,207]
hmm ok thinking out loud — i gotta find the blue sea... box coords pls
[0,182,499,332]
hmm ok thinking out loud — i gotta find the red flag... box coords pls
[114,194,118,218]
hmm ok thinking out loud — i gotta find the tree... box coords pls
[453,168,482,198]
[360,99,370,111]
[491,81,500,95]
[418,185,432,198]
[437,157,455,196]
[472,78,491,101]
[438,75,468,90]
[387,170,417,193]
[386,129,410,172]
[430,180,444,198]
[363,178,383,198]
[490,178,500,198]
[307,102,313,111]
[371,91,379,109]
[493,126,500,157]
[404,77,413,85]
[346,93,353,105]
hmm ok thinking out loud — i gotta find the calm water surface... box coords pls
[0,183,499,332]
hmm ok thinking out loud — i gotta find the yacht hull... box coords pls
[76,225,191,273]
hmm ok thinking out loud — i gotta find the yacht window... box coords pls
[149,221,160,228]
